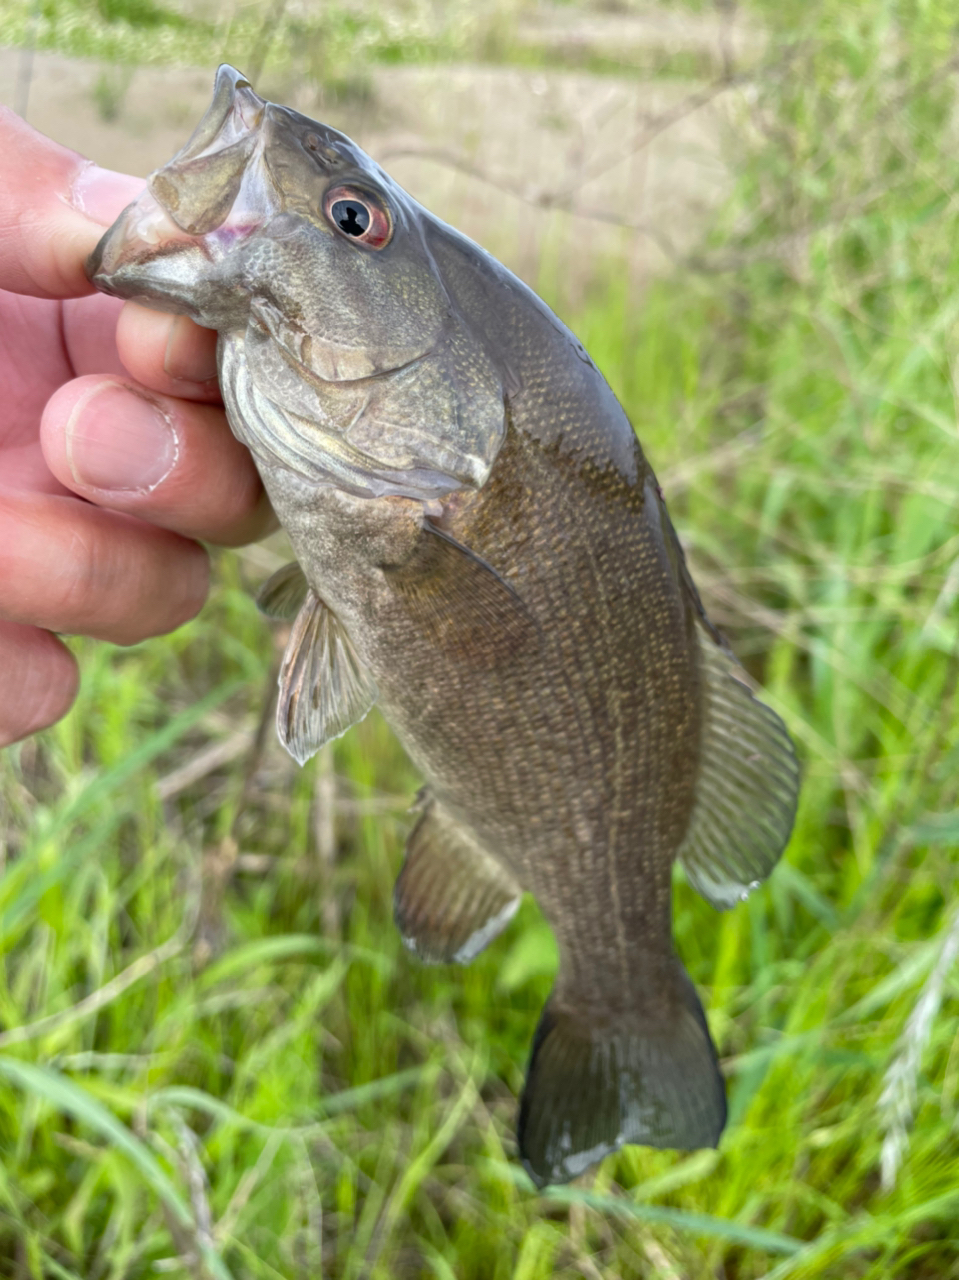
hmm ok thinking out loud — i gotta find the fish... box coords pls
[88,64,800,1187]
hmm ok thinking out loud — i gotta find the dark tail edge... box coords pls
[517,962,726,1188]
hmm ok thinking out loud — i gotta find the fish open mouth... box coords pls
[166,64,265,176]
[147,65,267,237]
[86,64,276,305]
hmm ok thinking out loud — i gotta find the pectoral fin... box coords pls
[256,561,310,621]
[277,590,377,765]
[394,794,522,964]
[383,523,538,668]
[678,623,800,909]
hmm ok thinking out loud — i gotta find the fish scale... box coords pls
[442,425,694,985]
[88,63,799,1187]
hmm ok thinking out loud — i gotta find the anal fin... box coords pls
[277,590,377,765]
[394,795,522,964]
[678,623,800,910]
[518,963,726,1188]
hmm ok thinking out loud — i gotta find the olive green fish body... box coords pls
[88,66,799,1186]
[258,253,695,980]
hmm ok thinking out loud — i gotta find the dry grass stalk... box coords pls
[879,903,959,1191]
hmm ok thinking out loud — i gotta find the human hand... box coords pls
[0,108,274,748]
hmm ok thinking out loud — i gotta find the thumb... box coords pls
[0,106,144,300]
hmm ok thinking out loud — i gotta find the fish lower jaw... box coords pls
[89,190,200,286]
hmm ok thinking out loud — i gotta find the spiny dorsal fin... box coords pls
[277,590,377,766]
[678,623,800,910]
[257,561,310,621]
[394,794,522,964]
[382,522,538,668]
[518,962,726,1187]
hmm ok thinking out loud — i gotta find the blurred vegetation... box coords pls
[5,0,959,1276]
[0,0,761,93]
[2,0,518,91]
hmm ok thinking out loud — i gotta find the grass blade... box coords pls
[540,1188,802,1256]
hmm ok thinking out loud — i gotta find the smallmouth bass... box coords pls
[89,66,799,1187]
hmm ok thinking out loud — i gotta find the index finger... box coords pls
[0,107,143,299]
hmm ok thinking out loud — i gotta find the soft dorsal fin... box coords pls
[382,522,538,668]
[651,475,728,651]
[678,623,800,909]
[277,590,377,765]
[257,561,310,621]
[394,793,522,964]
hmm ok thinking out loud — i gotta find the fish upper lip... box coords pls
[138,63,271,238]
[175,64,265,164]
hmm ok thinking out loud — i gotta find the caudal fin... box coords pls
[517,963,726,1187]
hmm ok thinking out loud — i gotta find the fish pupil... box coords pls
[332,200,370,236]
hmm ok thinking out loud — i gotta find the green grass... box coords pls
[6,0,959,1276]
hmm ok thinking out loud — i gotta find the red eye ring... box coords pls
[323,185,392,249]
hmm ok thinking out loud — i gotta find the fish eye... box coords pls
[323,185,391,249]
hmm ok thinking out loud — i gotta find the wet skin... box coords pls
[89,67,798,1185]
